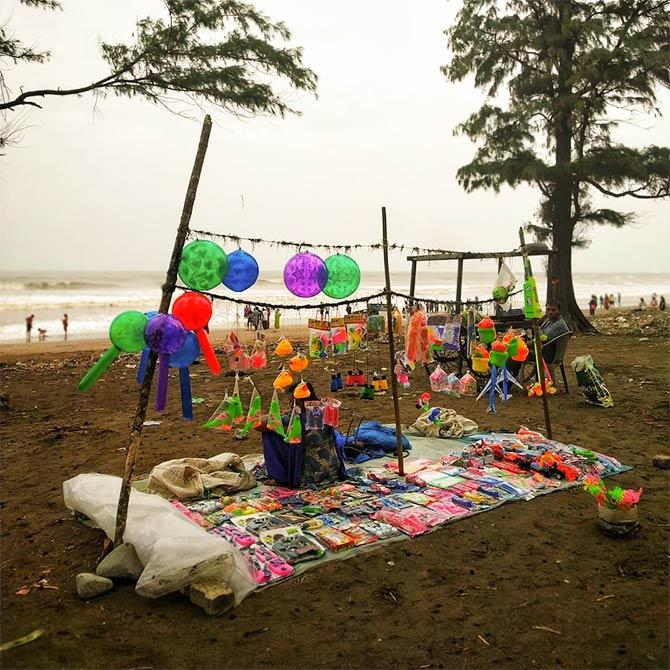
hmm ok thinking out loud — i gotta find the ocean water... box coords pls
[1,269,669,344]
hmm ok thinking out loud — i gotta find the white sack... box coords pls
[63,473,256,603]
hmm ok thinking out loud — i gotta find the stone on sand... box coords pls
[76,573,113,599]
[96,542,143,580]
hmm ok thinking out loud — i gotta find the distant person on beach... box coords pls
[639,297,646,309]
[604,294,610,310]
[599,295,604,308]
[244,305,252,330]
[616,293,621,307]
[650,293,658,310]
[660,296,666,311]
[25,314,34,342]
[588,295,597,317]
[62,313,69,340]
[274,309,281,329]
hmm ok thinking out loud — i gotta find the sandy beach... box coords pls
[1,309,668,669]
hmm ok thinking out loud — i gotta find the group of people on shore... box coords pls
[25,313,69,342]
[588,292,666,316]
[244,305,280,331]
[638,293,666,311]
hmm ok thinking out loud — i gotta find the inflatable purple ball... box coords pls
[283,252,328,298]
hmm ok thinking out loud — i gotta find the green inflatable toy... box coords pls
[178,239,228,291]
[322,254,361,299]
[78,311,148,391]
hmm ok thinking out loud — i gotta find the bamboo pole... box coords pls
[381,207,405,476]
[112,115,213,545]
[518,228,553,439]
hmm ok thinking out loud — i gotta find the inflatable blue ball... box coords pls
[222,250,259,292]
[169,331,200,368]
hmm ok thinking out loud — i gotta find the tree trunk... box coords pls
[547,0,596,333]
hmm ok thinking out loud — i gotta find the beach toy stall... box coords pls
[67,116,636,613]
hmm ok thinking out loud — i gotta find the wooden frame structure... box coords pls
[407,248,555,311]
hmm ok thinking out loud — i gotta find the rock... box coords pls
[652,455,670,470]
[96,543,143,580]
[188,578,235,616]
[76,573,113,599]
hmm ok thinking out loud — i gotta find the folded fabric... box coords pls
[335,421,412,463]
[410,407,478,439]
[147,452,256,500]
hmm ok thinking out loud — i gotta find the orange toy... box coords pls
[293,381,311,399]
[288,353,309,373]
[274,338,293,357]
[273,369,293,390]
[405,309,429,364]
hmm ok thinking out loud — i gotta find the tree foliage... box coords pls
[1,0,317,149]
[443,0,669,329]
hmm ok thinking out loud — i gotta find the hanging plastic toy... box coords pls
[322,398,341,427]
[477,316,496,344]
[273,368,293,390]
[289,353,309,373]
[267,388,286,437]
[178,239,228,291]
[274,338,293,357]
[283,252,328,298]
[227,374,245,425]
[285,404,302,444]
[405,307,429,365]
[144,314,187,412]
[222,249,259,292]
[322,254,361,299]
[78,310,148,392]
[304,401,324,431]
[239,383,263,436]
[203,391,231,430]
[172,291,220,375]
[250,338,267,370]
[168,331,200,420]
[293,380,311,399]
[486,340,509,414]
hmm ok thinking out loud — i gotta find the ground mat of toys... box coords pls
[64,428,630,603]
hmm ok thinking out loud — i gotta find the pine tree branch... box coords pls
[584,179,669,199]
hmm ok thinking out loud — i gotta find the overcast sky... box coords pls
[1,0,669,274]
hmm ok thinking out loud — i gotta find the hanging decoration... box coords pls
[273,369,293,390]
[168,331,200,420]
[309,319,331,359]
[178,239,228,291]
[293,380,311,399]
[250,338,267,370]
[78,311,148,392]
[288,353,309,373]
[267,388,286,437]
[322,254,361,299]
[283,252,328,298]
[239,383,263,436]
[284,404,303,444]
[222,249,259,292]
[137,310,158,385]
[172,291,220,375]
[144,314,187,412]
[274,338,293,357]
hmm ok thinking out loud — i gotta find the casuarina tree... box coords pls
[0,0,317,152]
[443,0,669,331]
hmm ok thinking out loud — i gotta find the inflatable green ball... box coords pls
[178,240,228,291]
[322,254,361,299]
[110,310,149,352]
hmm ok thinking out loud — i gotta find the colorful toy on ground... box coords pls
[222,250,259,292]
[322,254,361,299]
[429,365,449,392]
[582,475,642,509]
[178,239,228,291]
[168,331,201,420]
[415,392,431,410]
[528,359,557,397]
[79,310,148,392]
[283,252,328,298]
[144,313,187,411]
[172,291,220,375]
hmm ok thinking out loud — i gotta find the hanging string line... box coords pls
[175,285,523,311]
[188,228,484,257]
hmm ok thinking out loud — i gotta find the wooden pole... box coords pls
[381,207,405,476]
[409,260,417,306]
[455,258,464,312]
[112,115,213,545]
[518,228,553,439]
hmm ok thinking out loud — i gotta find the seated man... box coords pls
[539,302,571,363]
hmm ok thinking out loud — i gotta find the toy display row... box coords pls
[78,292,222,418]
[204,373,342,443]
[308,317,367,359]
[171,428,626,584]
[180,240,361,299]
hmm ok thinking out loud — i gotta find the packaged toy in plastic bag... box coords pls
[429,364,449,392]
[571,354,614,408]
[444,373,461,398]
[330,317,348,355]
[459,371,477,397]
[492,262,517,307]
[345,313,368,352]
[309,319,331,359]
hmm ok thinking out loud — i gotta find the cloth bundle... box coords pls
[410,407,478,439]
[147,452,256,500]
